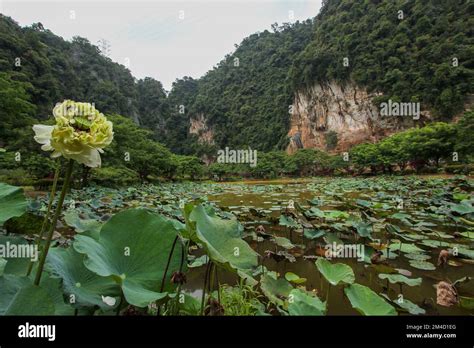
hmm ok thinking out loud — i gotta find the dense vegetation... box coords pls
[1,1,474,320]
[1,110,473,187]
[172,21,315,152]
[1,0,473,184]
[290,0,474,118]
[1,176,473,316]
[0,14,314,155]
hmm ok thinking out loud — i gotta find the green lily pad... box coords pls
[344,283,397,316]
[0,183,28,226]
[74,209,184,307]
[457,247,474,259]
[397,298,426,315]
[378,273,422,286]
[453,193,470,202]
[0,274,55,315]
[284,272,307,284]
[404,253,431,261]
[356,199,372,208]
[351,220,372,238]
[272,236,295,250]
[64,210,103,234]
[288,288,326,315]
[46,247,120,309]
[419,239,451,248]
[450,201,474,215]
[37,275,75,315]
[260,273,293,308]
[323,233,343,246]
[389,242,424,254]
[0,258,6,276]
[408,259,436,270]
[459,296,474,310]
[303,229,325,240]
[390,212,413,225]
[315,258,355,286]
[0,235,35,275]
[325,210,349,220]
[189,204,258,272]
[188,255,209,268]
[381,294,426,315]
[305,207,325,218]
[279,215,299,228]
[459,231,474,239]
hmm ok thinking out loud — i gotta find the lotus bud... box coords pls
[170,271,187,285]
[205,298,224,316]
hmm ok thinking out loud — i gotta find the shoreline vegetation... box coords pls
[1,110,473,189]
[2,176,473,316]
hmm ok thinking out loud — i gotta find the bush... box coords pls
[445,164,474,175]
[90,166,140,187]
[23,153,56,179]
[0,168,36,186]
[325,131,338,151]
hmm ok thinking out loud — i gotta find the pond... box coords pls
[14,175,474,315]
[182,176,474,315]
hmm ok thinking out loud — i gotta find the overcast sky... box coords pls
[1,0,322,90]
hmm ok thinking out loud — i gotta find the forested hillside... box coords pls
[290,0,474,118]
[1,0,473,161]
[175,21,315,152]
[163,0,473,153]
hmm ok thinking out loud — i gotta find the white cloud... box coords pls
[2,0,321,90]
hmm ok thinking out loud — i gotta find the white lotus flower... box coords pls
[33,100,114,168]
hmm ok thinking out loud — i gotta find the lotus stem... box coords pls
[215,266,221,304]
[157,234,180,316]
[159,235,179,293]
[34,159,74,285]
[173,239,188,315]
[209,262,219,298]
[116,293,124,316]
[200,261,212,315]
[326,283,330,305]
[27,164,60,276]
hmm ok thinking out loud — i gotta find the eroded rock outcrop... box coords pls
[286,82,423,154]
[189,113,214,144]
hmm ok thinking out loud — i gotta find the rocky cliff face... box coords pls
[286,82,418,154]
[190,81,439,152]
[189,113,215,144]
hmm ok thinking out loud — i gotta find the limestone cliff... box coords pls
[189,113,214,145]
[286,82,424,154]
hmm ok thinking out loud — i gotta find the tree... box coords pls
[103,114,174,181]
[0,72,36,147]
[455,111,474,162]
[174,155,203,180]
[350,143,382,174]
